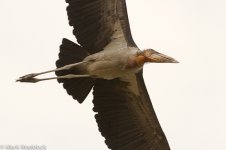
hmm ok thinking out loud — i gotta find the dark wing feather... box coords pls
[93,71,170,150]
[66,0,136,54]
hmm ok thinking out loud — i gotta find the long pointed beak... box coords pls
[147,52,179,63]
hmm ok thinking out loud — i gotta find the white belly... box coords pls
[83,47,141,79]
[85,57,142,79]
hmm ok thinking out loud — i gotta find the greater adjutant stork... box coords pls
[17,0,178,149]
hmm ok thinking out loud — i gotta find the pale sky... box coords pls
[1,0,226,150]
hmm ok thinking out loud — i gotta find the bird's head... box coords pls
[137,49,179,64]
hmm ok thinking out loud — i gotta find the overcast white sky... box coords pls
[1,0,226,150]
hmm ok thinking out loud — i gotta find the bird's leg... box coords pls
[17,74,91,83]
[17,61,88,82]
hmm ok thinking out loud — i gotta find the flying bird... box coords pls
[17,0,178,149]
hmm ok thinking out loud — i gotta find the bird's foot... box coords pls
[16,73,39,83]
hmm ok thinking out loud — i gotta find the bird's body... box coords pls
[79,46,140,80]
[17,0,178,149]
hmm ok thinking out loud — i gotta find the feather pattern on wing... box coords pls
[93,71,170,150]
[66,0,136,54]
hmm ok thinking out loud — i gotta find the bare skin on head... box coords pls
[16,49,178,83]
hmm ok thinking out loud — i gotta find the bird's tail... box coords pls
[55,38,95,103]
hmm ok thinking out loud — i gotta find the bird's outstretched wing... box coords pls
[66,0,136,54]
[93,71,170,150]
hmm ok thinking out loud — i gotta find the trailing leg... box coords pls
[17,61,88,81]
[17,74,91,83]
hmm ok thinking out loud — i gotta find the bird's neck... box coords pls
[126,55,146,69]
[135,55,146,66]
